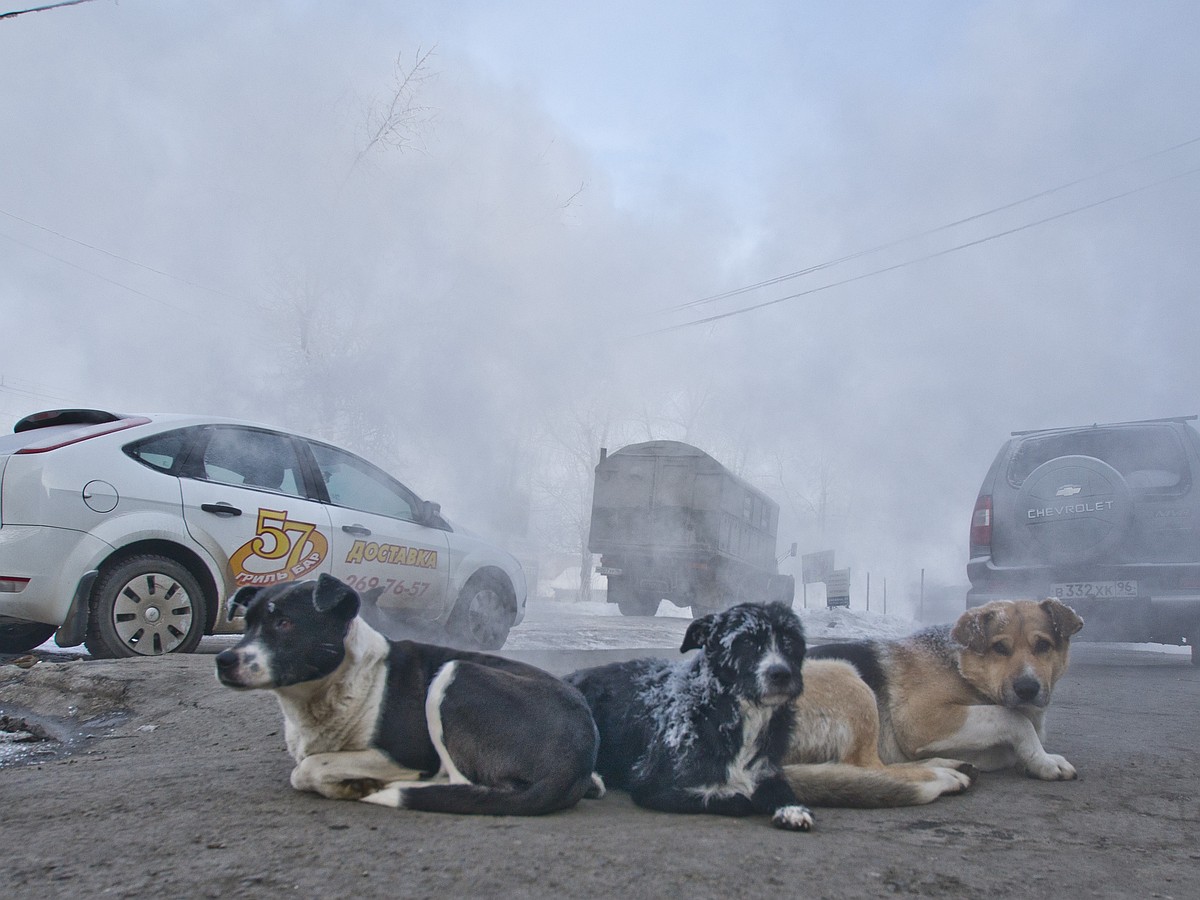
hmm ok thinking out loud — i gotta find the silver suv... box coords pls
[967,416,1200,664]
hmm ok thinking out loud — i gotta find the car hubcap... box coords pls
[467,588,505,645]
[113,573,194,655]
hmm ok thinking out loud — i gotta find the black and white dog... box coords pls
[565,602,815,831]
[215,574,601,816]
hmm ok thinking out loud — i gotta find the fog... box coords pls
[3,1,1199,616]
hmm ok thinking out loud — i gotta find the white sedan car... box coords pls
[0,409,526,657]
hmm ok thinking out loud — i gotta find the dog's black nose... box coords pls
[215,649,238,673]
[1012,675,1041,702]
[764,664,794,688]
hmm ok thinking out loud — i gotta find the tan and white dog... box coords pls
[782,658,977,807]
[805,598,1084,782]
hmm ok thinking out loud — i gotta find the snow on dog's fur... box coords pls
[565,602,815,831]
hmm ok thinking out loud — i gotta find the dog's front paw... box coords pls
[335,778,389,800]
[924,765,976,797]
[954,762,980,785]
[1025,753,1077,781]
[772,805,814,831]
[361,785,406,808]
[921,758,979,786]
[585,772,606,799]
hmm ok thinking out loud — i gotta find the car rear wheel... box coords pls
[85,555,208,658]
[0,622,56,654]
[448,574,514,651]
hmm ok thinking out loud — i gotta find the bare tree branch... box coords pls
[349,45,438,176]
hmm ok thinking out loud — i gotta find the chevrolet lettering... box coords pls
[1027,500,1115,519]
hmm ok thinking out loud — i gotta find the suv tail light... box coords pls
[970,494,993,551]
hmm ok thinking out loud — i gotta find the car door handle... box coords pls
[201,502,242,517]
[342,524,371,536]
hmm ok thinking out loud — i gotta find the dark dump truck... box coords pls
[588,441,795,618]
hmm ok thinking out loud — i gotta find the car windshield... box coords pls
[1008,426,1190,492]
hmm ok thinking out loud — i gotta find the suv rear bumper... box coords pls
[968,559,1200,645]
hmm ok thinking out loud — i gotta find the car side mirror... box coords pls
[418,499,442,526]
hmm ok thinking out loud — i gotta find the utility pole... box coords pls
[919,568,925,621]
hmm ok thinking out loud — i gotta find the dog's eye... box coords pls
[1033,638,1053,654]
[274,617,294,633]
[990,641,1012,656]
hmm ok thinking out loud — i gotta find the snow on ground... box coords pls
[23,597,1189,656]
[505,596,919,651]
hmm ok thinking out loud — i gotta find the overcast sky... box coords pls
[2,1,1198,609]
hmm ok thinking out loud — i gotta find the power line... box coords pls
[643,165,1200,336]
[0,373,72,402]
[0,207,251,304]
[0,230,198,317]
[665,134,1200,315]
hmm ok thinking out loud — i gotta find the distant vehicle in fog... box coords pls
[967,415,1200,664]
[588,441,795,619]
[0,409,525,656]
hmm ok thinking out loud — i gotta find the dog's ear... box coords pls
[1040,598,1084,642]
[359,585,385,607]
[681,615,714,653]
[952,604,1006,653]
[313,573,360,620]
[226,586,260,620]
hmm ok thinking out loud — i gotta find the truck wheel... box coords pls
[690,592,725,618]
[0,623,56,654]
[85,555,208,658]
[689,583,728,619]
[617,596,658,617]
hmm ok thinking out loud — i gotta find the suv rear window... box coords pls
[1007,426,1191,494]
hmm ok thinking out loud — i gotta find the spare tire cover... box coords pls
[1016,455,1132,565]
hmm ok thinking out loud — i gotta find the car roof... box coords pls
[3,409,331,455]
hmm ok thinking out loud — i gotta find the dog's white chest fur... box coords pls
[275,621,391,761]
[696,701,774,800]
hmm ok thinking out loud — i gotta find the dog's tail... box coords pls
[361,772,597,816]
[783,762,974,808]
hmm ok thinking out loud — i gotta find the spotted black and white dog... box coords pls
[564,602,814,831]
[215,574,601,816]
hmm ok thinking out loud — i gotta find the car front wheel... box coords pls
[85,555,208,658]
[448,574,514,651]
